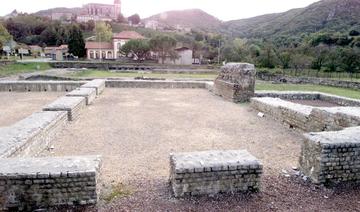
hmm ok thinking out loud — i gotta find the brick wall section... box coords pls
[299,127,360,184]
[214,63,256,103]
[43,96,86,121]
[0,156,102,210]
[0,111,68,158]
[170,150,263,197]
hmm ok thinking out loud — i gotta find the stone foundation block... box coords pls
[43,96,86,121]
[66,88,97,105]
[81,79,106,95]
[0,156,101,210]
[214,63,256,103]
[299,127,360,184]
[170,150,262,197]
[0,111,68,158]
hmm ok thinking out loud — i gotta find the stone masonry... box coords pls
[66,88,97,105]
[0,156,102,210]
[251,96,360,132]
[299,127,360,184]
[43,96,86,121]
[170,150,263,197]
[214,63,256,103]
[0,111,68,158]
[81,79,106,95]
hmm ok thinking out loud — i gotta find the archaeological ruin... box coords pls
[0,63,360,210]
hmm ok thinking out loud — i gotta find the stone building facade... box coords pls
[85,31,145,60]
[77,0,121,22]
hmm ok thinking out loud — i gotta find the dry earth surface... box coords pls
[44,88,360,211]
[0,92,64,127]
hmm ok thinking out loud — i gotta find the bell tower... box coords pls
[114,0,121,19]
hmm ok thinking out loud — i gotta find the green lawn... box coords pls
[256,82,360,99]
[70,70,218,79]
[0,63,51,77]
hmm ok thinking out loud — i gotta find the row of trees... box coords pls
[121,35,178,63]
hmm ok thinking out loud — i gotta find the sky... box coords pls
[0,0,320,21]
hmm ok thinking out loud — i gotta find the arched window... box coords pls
[95,51,100,59]
[102,51,106,59]
[107,51,113,59]
[90,51,94,59]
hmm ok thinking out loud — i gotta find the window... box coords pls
[90,51,94,59]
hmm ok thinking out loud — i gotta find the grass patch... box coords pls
[70,70,217,79]
[0,62,51,77]
[102,183,133,203]
[256,82,360,99]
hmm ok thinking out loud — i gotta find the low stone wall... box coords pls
[81,79,106,95]
[251,95,360,132]
[255,91,320,100]
[106,80,207,89]
[0,156,101,210]
[251,97,314,131]
[43,96,86,121]
[0,81,86,92]
[299,127,360,184]
[66,88,97,105]
[0,111,68,158]
[170,150,263,197]
[49,61,217,71]
[257,71,360,90]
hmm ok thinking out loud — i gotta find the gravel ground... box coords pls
[0,92,64,127]
[45,88,360,211]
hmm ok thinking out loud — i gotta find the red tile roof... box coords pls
[85,42,113,49]
[113,31,145,40]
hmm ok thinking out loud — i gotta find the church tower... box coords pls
[114,0,121,19]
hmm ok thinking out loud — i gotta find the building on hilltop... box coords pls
[85,31,145,60]
[77,0,122,22]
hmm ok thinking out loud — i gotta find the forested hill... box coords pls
[144,9,222,30]
[34,7,81,17]
[220,0,360,39]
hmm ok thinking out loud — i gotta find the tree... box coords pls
[40,22,68,46]
[258,42,277,68]
[149,35,178,64]
[291,54,312,75]
[94,21,112,42]
[278,51,292,69]
[121,39,150,61]
[127,14,141,25]
[311,45,328,76]
[339,48,360,77]
[68,24,86,58]
[0,23,12,50]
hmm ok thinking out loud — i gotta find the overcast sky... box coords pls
[0,0,320,21]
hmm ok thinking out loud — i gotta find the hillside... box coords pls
[34,7,81,17]
[144,9,222,30]
[221,0,360,38]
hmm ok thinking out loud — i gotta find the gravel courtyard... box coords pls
[0,92,64,127]
[46,88,360,211]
